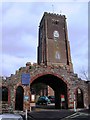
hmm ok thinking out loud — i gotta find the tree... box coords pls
[80,67,88,81]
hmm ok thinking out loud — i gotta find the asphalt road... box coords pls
[26,110,74,120]
[21,109,90,120]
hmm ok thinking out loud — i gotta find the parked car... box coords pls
[36,96,51,105]
[48,96,55,103]
[0,113,23,120]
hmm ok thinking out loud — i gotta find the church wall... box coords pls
[1,64,89,112]
[1,64,87,112]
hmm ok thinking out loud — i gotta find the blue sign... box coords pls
[21,73,30,85]
[24,96,29,101]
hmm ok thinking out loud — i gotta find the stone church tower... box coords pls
[37,12,74,96]
[38,12,73,72]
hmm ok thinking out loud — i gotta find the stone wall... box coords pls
[1,63,89,112]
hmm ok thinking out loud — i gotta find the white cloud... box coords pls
[1,2,88,79]
[2,54,36,76]
[1,0,89,3]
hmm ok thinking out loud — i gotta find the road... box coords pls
[22,109,90,120]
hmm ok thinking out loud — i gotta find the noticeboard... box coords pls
[61,95,65,101]
[24,96,29,101]
[21,73,30,85]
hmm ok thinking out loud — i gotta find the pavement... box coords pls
[21,109,90,120]
[61,109,90,120]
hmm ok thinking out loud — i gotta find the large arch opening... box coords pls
[30,74,68,109]
[15,86,24,111]
[76,88,84,108]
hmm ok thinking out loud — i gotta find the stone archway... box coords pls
[76,88,84,108]
[30,73,68,109]
[15,86,24,110]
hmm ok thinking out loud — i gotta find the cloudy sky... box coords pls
[0,0,89,80]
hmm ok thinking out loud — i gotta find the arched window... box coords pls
[76,88,84,108]
[0,87,2,101]
[15,86,24,110]
[2,86,8,101]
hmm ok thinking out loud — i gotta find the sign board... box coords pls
[21,73,30,85]
[24,96,29,101]
[31,94,35,102]
[61,95,65,101]
[30,103,35,107]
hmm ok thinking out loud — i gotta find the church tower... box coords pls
[38,12,73,72]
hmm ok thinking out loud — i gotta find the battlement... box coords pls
[39,12,66,26]
[44,12,66,18]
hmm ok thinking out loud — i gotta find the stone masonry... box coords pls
[1,62,89,112]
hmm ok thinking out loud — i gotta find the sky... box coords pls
[0,0,89,80]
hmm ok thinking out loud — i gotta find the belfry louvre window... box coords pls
[52,19,59,25]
